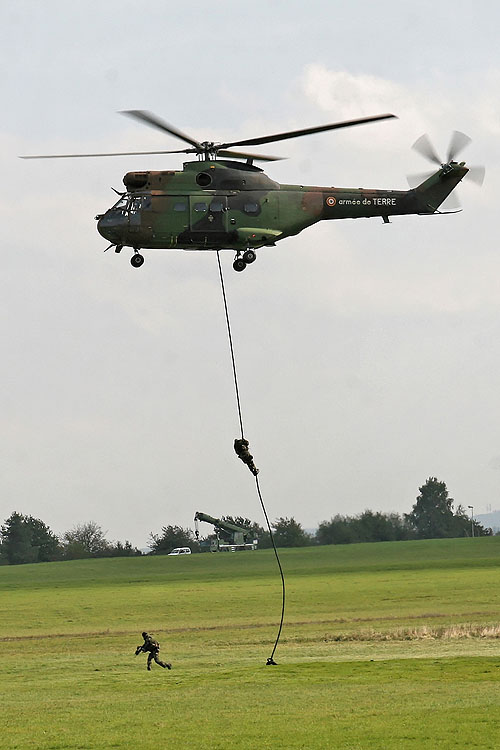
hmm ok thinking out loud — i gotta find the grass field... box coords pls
[1,537,500,749]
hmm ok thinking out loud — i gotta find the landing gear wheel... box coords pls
[233,258,246,272]
[131,253,144,268]
[243,249,256,264]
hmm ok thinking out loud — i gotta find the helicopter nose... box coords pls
[97,210,127,242]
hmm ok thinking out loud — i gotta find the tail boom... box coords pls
[319,163,469,221]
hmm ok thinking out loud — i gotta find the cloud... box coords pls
[298,63,498,164]
[302,66,412,117]
[300,64,428,145]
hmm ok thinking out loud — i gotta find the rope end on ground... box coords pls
[266,657,277,665]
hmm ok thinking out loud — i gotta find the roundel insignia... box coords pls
[326,196,336,207]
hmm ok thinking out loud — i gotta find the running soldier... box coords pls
[135,631,172,671]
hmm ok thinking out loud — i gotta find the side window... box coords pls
[129,196,151,213]
[174,202,187,212]
[210,201,224,212]
[194,202,208,212]
[244,201,259,215]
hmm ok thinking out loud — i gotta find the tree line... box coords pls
[0,478,493,565]
[0,514,142,565]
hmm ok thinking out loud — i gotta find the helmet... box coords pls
[142,631,148,638]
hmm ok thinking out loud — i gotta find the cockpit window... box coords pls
[112,195,151,213]
[113,195,129,211]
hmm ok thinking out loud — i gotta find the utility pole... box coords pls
[467,505,474,538]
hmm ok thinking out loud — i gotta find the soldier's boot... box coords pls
[165,663,172,670]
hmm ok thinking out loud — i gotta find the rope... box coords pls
[255,474,285,665]
[216,251,244,440]
[216,250,285,665]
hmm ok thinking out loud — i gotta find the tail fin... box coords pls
[413,163,468,213]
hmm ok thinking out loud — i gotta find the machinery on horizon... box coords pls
[194,511,258,552]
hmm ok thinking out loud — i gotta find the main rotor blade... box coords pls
[447,131,471,163]
[20,148,194,159]
[218,113,397,149]
[217,149,283,162]
[412,133,442,166]
[120,110,203,149]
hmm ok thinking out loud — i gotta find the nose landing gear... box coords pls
[232,249,257,272]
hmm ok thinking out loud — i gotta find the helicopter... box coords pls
[21,110,484,272]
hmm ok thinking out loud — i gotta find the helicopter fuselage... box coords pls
[96,158,468,267]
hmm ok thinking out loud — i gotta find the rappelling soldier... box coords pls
[135,632,172,671]
[234,438,259,475]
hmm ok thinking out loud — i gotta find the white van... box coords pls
[168,547,191,556]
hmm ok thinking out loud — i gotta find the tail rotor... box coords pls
[412,133,442,166]
[410,130,484,183]
[446,131,471,164]
[408,130,485,210]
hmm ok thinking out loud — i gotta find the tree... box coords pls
[62,521,110,558]
[449,505,492,538]
[316,511,413,546]
[352,510,413,543]
[405,478,491,539]
[107,540,142,557]
[0,512,61,564]
[404,478,455,539]
[1,512,37,564]
[316,515,357,545]
[272,517,311,547]
[149,525,197,554]
[28,516,62,561]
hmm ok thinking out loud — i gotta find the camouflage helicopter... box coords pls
[22,111,484,272]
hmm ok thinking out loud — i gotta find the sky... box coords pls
[1,0,500,548]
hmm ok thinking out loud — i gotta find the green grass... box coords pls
[1,538,500,749]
